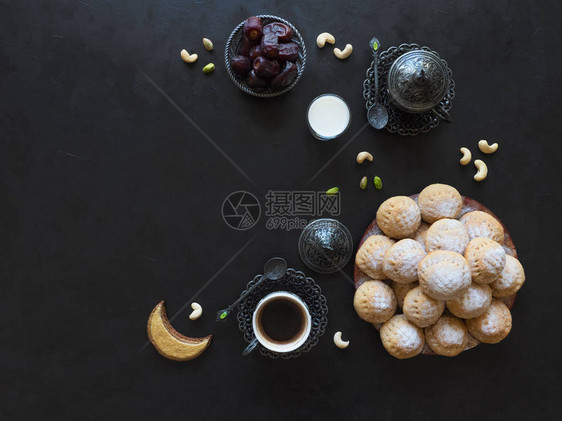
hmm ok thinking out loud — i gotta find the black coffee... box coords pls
[258,299,303,343]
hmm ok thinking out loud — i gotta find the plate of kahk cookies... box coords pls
[353,183,525,359]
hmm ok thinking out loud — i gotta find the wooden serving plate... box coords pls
[353,194,518,355]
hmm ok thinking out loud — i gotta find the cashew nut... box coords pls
[202,38,213,51]
[334,44,353,60]
[356,151,373,164]
[459,147,472,165]
[474,159,488,181]
[189,302,203,320]
[180,49,198,63]
[333,331,349,349]
[316,32,336,48]
[478,140,499,154]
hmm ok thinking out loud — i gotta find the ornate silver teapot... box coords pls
[387,49,452,122]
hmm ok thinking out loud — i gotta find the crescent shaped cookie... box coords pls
[147,301,212,361]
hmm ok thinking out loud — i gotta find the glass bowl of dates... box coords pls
[225,15,306,97]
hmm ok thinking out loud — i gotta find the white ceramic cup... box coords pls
[243,291,311,356]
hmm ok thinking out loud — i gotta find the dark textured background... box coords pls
[2,0,561,419]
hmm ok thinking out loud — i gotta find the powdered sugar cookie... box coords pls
[413,222,430,250]
[418,251,471,300]
[403,286,445,328]
[380,314,425,359]
[446,283,492,319]
[355,235,396,280]
[460,211,505,244]
[425,218,470,255]
[465,332,480,349]
[490,255,525,297]
[383,239,426,283]
[392,281,418,310]
[376,196,421,239]
[353,280,397,324]
[425,315,468,357]
[466,299,512,343]
[465,237,506,284]
[418,183,463,224]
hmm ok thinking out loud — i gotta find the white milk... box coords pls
[307,94,351,140]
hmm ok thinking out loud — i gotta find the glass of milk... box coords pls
[306,94,351,140]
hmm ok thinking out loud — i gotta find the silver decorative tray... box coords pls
[237,268,328,359]
[363,43,455,136]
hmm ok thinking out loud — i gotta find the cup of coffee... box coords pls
[242,291,311,356]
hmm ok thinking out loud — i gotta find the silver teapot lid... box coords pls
[298,219,353,274]
[388,50,451,113]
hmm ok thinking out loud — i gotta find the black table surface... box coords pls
[2,1,562,419]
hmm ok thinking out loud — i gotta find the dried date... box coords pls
[253,56,280,79]
[271,61,297,89]
[263,22,293,42]
[243,16,263,41]
[249,45,262,61]
[230,55,252,77]
[277,42,299,62]
[237,36,254,57]
[260,32,279,58]
[247,70,268,88]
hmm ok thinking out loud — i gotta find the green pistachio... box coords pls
[326,187,339,196]
[202,63,215,74]
[374,176,382,190]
